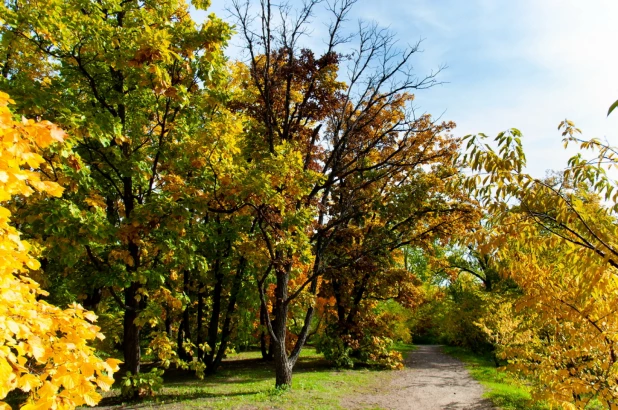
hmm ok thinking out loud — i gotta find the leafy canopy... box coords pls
[0,92,120,410]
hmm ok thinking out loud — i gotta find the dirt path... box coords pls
[341,345,495,410]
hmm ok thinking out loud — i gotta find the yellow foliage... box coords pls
[463,126,618,408]
[492,218,618,408]
[0,92,119,409]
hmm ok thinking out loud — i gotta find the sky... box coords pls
[194,0,618,177]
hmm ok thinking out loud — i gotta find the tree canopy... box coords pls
[0,1,615,409]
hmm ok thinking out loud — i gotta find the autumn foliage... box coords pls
[0,0,615,409]
[0,92,119,409]
[449,123,618,408]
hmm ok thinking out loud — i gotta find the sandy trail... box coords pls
[341,345,495,410]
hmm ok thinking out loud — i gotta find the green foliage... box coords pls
[316,300,411,370]
[0,0,495,399]
[412,284,492,351]
[315,326,355,369]
[434,278,493,352]
[121,368,165,399]
[407,245,496,352]
[375,300,415,344]
[0,0,238,386]
[608,99,618,116]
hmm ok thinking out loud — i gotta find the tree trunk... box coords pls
[261,256,319,388]
[182,301,191,349]
[209,258,247,373]
[122,149,142,376]
[204,258,222,370]
[274,342,293,388]
[268,337,275,359]
[177,317,187,361]
[260,303,273,361]
[123,281,141,375]
[331,278,347,329]
[177,270,192,361]
[196,285,205,361]
[272,261,292,388]
[165,303,172,339]
[346,273,370,327]
[83,287,103,312]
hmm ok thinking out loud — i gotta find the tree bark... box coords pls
[260,303,273,361]
[165,303,173,339]
[83,287,103,312]
[346,273,370,327]
[122,169,142,376]
[272,259,293,388]
[196,285,205,361]
[274,341,293,387]
[204,258,222,370]
[123,281,141,375]
[209,258,247,373]
[177,270,192,361]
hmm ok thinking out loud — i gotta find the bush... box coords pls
[316,300,411,369]
[121,368,164,399]
[315,325,355,368]
[411,278,493,353]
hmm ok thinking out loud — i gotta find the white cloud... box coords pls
[392,0,618,176]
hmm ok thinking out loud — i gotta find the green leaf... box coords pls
[608,99,618,116]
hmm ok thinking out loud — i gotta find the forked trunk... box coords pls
[263,258,319,389]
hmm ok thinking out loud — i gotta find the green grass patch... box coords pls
[441,346,549,410]
[441,347,606,410]
[391,342,417,355]
[90,347,391,409]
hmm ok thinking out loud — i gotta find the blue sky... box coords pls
[194,0,618,177]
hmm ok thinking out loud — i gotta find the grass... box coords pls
[442,346,608,410]
[90,347,393,410]
[441,346,549,410]
[390,342,417,355]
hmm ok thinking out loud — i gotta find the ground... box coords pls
[342,345,495,410]
[89,348,385,409]
[83,345,526,409]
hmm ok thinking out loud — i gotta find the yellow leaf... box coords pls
[18,374,41,392]
[83,311,97,322]
[26,258,41,271]
[82,390,101,407]
[28,340,46,361]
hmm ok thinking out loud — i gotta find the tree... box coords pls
[0,0,233,380]
[462,124,618,408]
[228,0,476,387]
[0,92,119,410]
[314,105,478,367]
